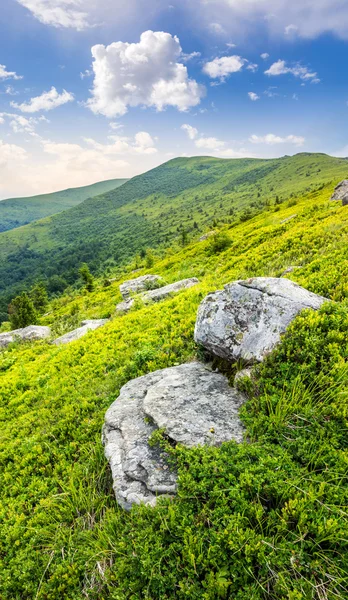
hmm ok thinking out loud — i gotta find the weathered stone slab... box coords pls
[0,325,51,348]
[120,275,162,300]
[116,278,199,313]
[194,277,327,363]
[53,319,108,346]
[103,362,246,509]
[331,180,348,203]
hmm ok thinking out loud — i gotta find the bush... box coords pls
[207,231,232,254]
[8,292,37,329]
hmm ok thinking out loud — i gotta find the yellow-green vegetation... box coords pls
[0,179,347,599]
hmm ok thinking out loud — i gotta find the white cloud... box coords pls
[16,0,90,30]
[260,53,269,60]
[11,87,74,113]
[247,63,258,72]
[249,133,305,146]
[285,24,298,36]
[195,136,225,150]
[202,55,246,80]
[197,0,348,40]
[86,31,205,118]
[248,92,260,101]
[0,64,22,80]
[0,112,48,137]
[4,86,19,96]
[181,124,198,140]
[83,131,158,155]
[0,139,27,165]
[265,60,319,82]
[226,42,237,48]
[209,22,226,35]
[182,51,201,62]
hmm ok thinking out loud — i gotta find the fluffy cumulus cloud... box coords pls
[249,133,305,146]
[202,55,246,81]
[0,64,22,80]
[265,60,320,83]
[248,92,259,101]
[86,31,205,118]
[198,0,348,40]
[11,87,74,113]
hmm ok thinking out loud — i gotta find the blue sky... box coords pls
[1,0,348,198]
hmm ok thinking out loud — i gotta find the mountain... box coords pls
[0,152,347,320]
[0,169,347,599]
[0,178,128,233]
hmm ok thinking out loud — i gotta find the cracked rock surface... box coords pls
[0,325,51,348]
[194,277,327,363]
[103,362,246,509]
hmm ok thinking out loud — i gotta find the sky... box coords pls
[1,0,348,198]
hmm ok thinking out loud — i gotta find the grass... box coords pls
[0,169,347,598]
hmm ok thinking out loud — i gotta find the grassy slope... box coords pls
[0,182,347,599]
[0,178,128,233]
[0,152,348,318]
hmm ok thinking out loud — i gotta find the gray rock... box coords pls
[144,278,199,302]
[120,275,162,300]
[234,369,252,387]
[116,278,199,313]
[280,214,297,224]
[199,231,216,242]
[103,362,246,509]
[194,277,327,363]
[0,325,51,348]
[331,180,348,203]
[281,266,299,276]
[53,319,108,346]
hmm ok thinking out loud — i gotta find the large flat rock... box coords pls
[103,362,246,510]
[194,277,327,363]
[120,275,162,300]
[53,319,108,346]
[116,278,199,313]
[0,325,51,348]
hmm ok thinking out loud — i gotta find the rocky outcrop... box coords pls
[0,325,51,349]
[234,368,252,387]
[103,362,246,509]
[331,180,348,205]
[53,319,108,346]
[194,277,327,363]
[116,278,199,313]
[120,275,162,300]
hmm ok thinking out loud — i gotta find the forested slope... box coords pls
[0,152,347,320]
[0,178,127,233]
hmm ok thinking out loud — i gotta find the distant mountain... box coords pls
[0,178,128,233]
[0,152,347,319]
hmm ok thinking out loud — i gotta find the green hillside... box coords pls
[0,177,347,599]
[0,178,128,233]
[1,153,348,321]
